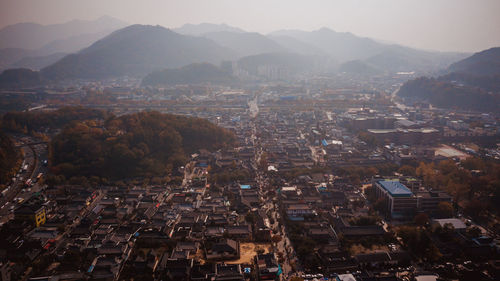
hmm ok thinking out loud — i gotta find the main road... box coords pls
[0,136,48,224]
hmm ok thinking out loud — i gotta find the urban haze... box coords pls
[0,1,499,281]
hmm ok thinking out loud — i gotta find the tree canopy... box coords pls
[398,76,500,112]
[1,106,110,134]
[416,158,500,219]
[0,132,20,185]
[50,111,235,180]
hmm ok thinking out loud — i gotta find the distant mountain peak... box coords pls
[448,47,500,76]
[0,16,128,50]
[41,24,234,79]
[174,23,246,36]
[317,27,334,32]
[117,24,169,31]
[314,27,357,38]
[96,15,121,22]
[201,31,286,57]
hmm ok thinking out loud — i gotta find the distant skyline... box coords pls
[1,0,499,53]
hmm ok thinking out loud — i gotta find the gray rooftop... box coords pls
[377,180,413,197]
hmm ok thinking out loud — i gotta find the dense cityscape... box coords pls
[0,1,499,281]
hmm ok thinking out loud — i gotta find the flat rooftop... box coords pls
[367,129,397,134]
[281,186,297,192]
[432,218,466,229]
[377,180,413,197]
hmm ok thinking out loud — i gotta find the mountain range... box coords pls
[0,16,127,71]
[0,16,127,50]
[269,28,467,74]
[173,23,245,36]
[202,31,287,58]
[0,20,487,85]
[448,47,500,76]
[41,25,233,79]
[398,47,500,112]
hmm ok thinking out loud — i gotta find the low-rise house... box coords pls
[226,225,252,241]
[206,239,239,260]
[26,227,59,239]
[14,202,46,227]
[191,263,216,281]
[176,241,199,256]
[97,241,128,256]
[308,227,336,242]
[91,256,122,280]
[171,249,190,259]
[285,204,313,218]
[255,253,280,280]
[205,226,225,239]
[333,216,385,239]
[163,258,193,281]
[171,228,192,240]
[214,263,244,281]
[240,192,260,209]
[207,214,228,226]
[354,252,391,267]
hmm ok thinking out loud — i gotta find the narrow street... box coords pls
[249,98,300,280]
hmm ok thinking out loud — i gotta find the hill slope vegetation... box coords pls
[398,77,500,112]
[50,111,235,179]
[398,47,500,112]
[448,47,500,76]
[0,132,20,185]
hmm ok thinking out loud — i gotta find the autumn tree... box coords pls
[465,199,487,220]
[271,235,282,244]
[414,213,430,227]
[259,152,268,171]
[50,111,235,181]
[398,165,416,177]
[398,226,442,262]
[437,201,454,218]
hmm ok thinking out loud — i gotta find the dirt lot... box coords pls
[226,242,272,264]
[349,244,389,255]
[435,144,469,160]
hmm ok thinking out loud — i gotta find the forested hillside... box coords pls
[448,47,500,76]
[0,68,41,88]
[398,77,500,112]
[41,25,233,79]
[1,106,110,133]
[398,47,500,112]
[50,111,235,179]
[0,132,20,185]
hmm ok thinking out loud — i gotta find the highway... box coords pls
[0,135,48,224]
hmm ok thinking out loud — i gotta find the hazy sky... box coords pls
[1,0,499,52]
